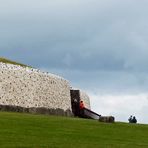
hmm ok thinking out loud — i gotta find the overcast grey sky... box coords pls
[1,0,148,123]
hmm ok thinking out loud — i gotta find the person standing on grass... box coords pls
[79,100,85,117]
[132,116,137,123]
[128,115,133,123]
[128,115,137,123]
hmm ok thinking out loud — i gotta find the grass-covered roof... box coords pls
[0,57,29,67]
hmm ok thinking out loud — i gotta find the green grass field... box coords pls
[0,112,148,148]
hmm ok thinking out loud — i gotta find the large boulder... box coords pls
[99,116,115,123]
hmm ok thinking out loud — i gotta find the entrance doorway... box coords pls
[70,90,80,116]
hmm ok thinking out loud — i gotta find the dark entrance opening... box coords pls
[70,90,80,117]
[70,89,101,119]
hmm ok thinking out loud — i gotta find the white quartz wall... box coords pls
[80,90,91,109]
[0,63,71,111]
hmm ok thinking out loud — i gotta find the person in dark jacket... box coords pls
[128,115,133,123]
[132,116,137,123]
[128,115,137,123]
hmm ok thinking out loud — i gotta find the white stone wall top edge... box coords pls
[70,88,87,93]
[0,62,69,83]
[70,87,80,90]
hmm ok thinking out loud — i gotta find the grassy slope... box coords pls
[0,57,29,67]
[0,112,148,148]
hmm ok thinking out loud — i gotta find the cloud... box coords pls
[1,0,148,123]
[89,92,148,124]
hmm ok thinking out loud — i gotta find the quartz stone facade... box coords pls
[0,63,72,113]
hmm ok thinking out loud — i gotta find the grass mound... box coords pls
[0,57,29,67]
[0,112,148,148]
